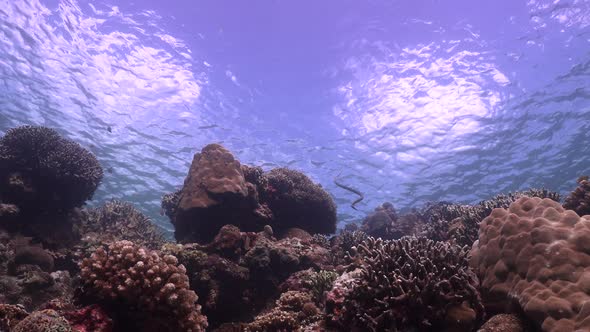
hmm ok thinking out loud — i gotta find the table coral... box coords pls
[470,196,590,331]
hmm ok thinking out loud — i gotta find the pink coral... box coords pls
[470,197,590,331]
[79,240,207,332]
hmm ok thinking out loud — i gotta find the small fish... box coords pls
[107,126,112,133]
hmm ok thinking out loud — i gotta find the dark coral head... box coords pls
[0,125,103,210]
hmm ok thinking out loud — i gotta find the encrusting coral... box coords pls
[563,175,590,216]
[332,236,484,332]
[78,240,208,332]
[0,126,103,211]
[470,196,590,331]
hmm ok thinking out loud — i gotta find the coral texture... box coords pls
[12,309,72,332]
[360,202,401,239]
[477,314,527,332]
[0,303,29,331]
[82,200,165,249]
[172,144,270,243]
[0,125,103,210]
[335,236,484,332]
[470,196,590,331]
[262,167,337,235]
[79,240,207,332]
[563,175,590,216]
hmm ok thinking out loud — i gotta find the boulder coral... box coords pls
[333,236,484,332]
[0,125,103,211]
[164,144,336,243]
[470,196,590,331]
[171,144,271,243]
[78,240,207,332]
[262,167,337,236]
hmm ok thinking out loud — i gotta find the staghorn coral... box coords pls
[470,196,590,331]
[0,125,103,210]
[262,167,337,235]
[563,175,590,216]
[334,236,484,332]
[79,240,207,332]
[12,309,72,332]
[82,200,165,249]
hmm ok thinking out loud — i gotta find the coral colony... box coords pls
[0,125,589,332]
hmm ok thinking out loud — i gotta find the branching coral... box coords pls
[563,175,590,216]
[79,240,207,332]
[303,270,338,305]
[82,200,165,249]
[161,189,182,220]
[420,188,561,247]
[0,126,103,210]
[336,236,484,332]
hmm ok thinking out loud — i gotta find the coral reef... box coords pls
[62,305,113,332]
[0,126,103,211]
[470,197,590,331]
[0,304,29,331]
[420,188,561,247]
[81,200,165,249]
[262,167,337,235]
[563,175,590,216]
[170,144,271,243]
[477,314,528,332]
[78,240,207,332]
[332,236,484,332]
[12,309,72,332]
[245,290,320,331]
[163,144,336,244]
[360,202,398,239]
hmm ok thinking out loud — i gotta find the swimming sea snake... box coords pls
[333,173,364,211]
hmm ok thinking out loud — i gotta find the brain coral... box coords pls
[79,240,207,332]
[337,236,484,332]
[470,196,590,332]
[0,126,103,210]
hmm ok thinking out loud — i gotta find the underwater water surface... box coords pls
[0,0,589,232]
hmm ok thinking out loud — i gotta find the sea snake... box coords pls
[333,173,364,211]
